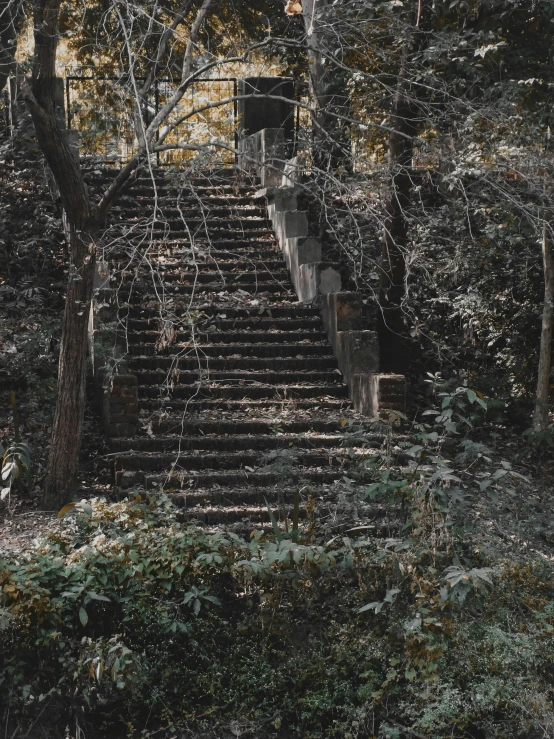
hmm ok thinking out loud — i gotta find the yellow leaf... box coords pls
[341,419,348,427]
[57,503,76,518]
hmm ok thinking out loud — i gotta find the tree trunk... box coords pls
[43,222,96,507]
[302,0,351,173]
[378,10,422,373]
[0,0,24,92]
[21,0,98,508]
[533,220,553,432]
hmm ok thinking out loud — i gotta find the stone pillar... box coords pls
[238,77,295,141]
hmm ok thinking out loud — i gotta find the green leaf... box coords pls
[265,498,282,542]
[87,591,111,602]
[291,488,300,543]
[384,587,401,603]
[76,502,93,517]
[79,607,88,627]
[358,601,381,614]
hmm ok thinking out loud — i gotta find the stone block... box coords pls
[321,292,364,351]
[295,237,322,266]
[371,373,407,413]
[351,373,406,419]
[281,156,303,187]
[237,79,295,141]
[284,211,308,239]
[284,237,321,290]
[262,164,285,188]
[335,293,363,332]
[298,262,341,303]
[266,187,298,217]
[336,330,379,384]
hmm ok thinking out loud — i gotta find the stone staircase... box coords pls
[90,168,387,526]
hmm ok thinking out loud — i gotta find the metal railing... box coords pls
[65,76,239,166]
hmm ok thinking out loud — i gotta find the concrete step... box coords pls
[111,206,267,219]
[111,432,351,453]
[127,343,331,358]
[114,448,356,474]
[115,270,290,285]
[115,281,292,298]
[132,358,340,374]
[116,239,280,253]
[137,396,351,413]
[123,310,320,326]
[134,369,343,388]
[127,418,359,437]
[113,217,270,230]
[123,195,261,207]
[142,467,344,490]
[125,317,322,332]
[114,258,287,272]
[137,382,348,399]
[127,329,327,344]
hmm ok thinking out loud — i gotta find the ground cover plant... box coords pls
[2,382,554,739]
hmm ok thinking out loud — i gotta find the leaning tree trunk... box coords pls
[533,219,553,432]
[379,11,422,373]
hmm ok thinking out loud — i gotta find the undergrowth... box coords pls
[1,381,554,738]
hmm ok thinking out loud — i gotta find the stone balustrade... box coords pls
[242,127,406,420]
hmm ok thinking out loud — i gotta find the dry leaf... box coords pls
[57,502,76,518]
[285,0,303,15]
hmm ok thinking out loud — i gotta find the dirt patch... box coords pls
[0,503,60,554]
